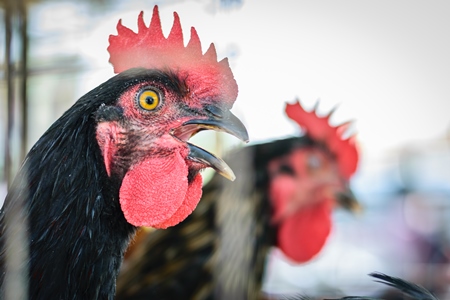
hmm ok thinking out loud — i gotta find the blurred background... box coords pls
[1,0,450,297]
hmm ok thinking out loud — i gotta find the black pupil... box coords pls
[145,95,155,105]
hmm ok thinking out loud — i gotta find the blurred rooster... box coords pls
[0,6,247,299]
[115,101,360,300]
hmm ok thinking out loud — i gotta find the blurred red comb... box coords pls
[107,6,238,107]
[285,100,359,179]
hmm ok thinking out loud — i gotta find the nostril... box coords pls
[205,105,224,118]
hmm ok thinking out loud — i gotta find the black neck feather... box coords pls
[0,69,171,300]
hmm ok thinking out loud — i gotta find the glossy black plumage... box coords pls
[0,68,192,300]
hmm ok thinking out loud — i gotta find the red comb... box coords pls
[285,100,359,179]
[108,6,238,107]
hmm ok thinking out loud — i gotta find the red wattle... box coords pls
[119,151,202,228]
[152,173,202,229]
[277,199,332,263]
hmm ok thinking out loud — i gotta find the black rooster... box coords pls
[115,101,360,300]
[0,6,247,299]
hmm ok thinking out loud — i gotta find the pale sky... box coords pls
[74,0,450,173]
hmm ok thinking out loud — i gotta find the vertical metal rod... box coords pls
[3,1,30,298]
[4,0,14,189]
[18,0,28,162]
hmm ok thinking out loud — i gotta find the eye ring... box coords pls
[136,87,163,111]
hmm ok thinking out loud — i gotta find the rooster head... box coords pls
[95,6,247,229]
[268,101,359,263]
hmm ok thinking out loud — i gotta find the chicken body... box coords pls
[1,71,140,299]
[0,7,247,299]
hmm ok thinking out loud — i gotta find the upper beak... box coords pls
[171,107,249,181]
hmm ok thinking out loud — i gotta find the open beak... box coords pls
[171,108,249,181]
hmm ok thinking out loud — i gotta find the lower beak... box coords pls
[187,144,236,181]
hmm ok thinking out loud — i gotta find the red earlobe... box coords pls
[96,122,120,177]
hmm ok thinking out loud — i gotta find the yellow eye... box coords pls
[137,88,161,111]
